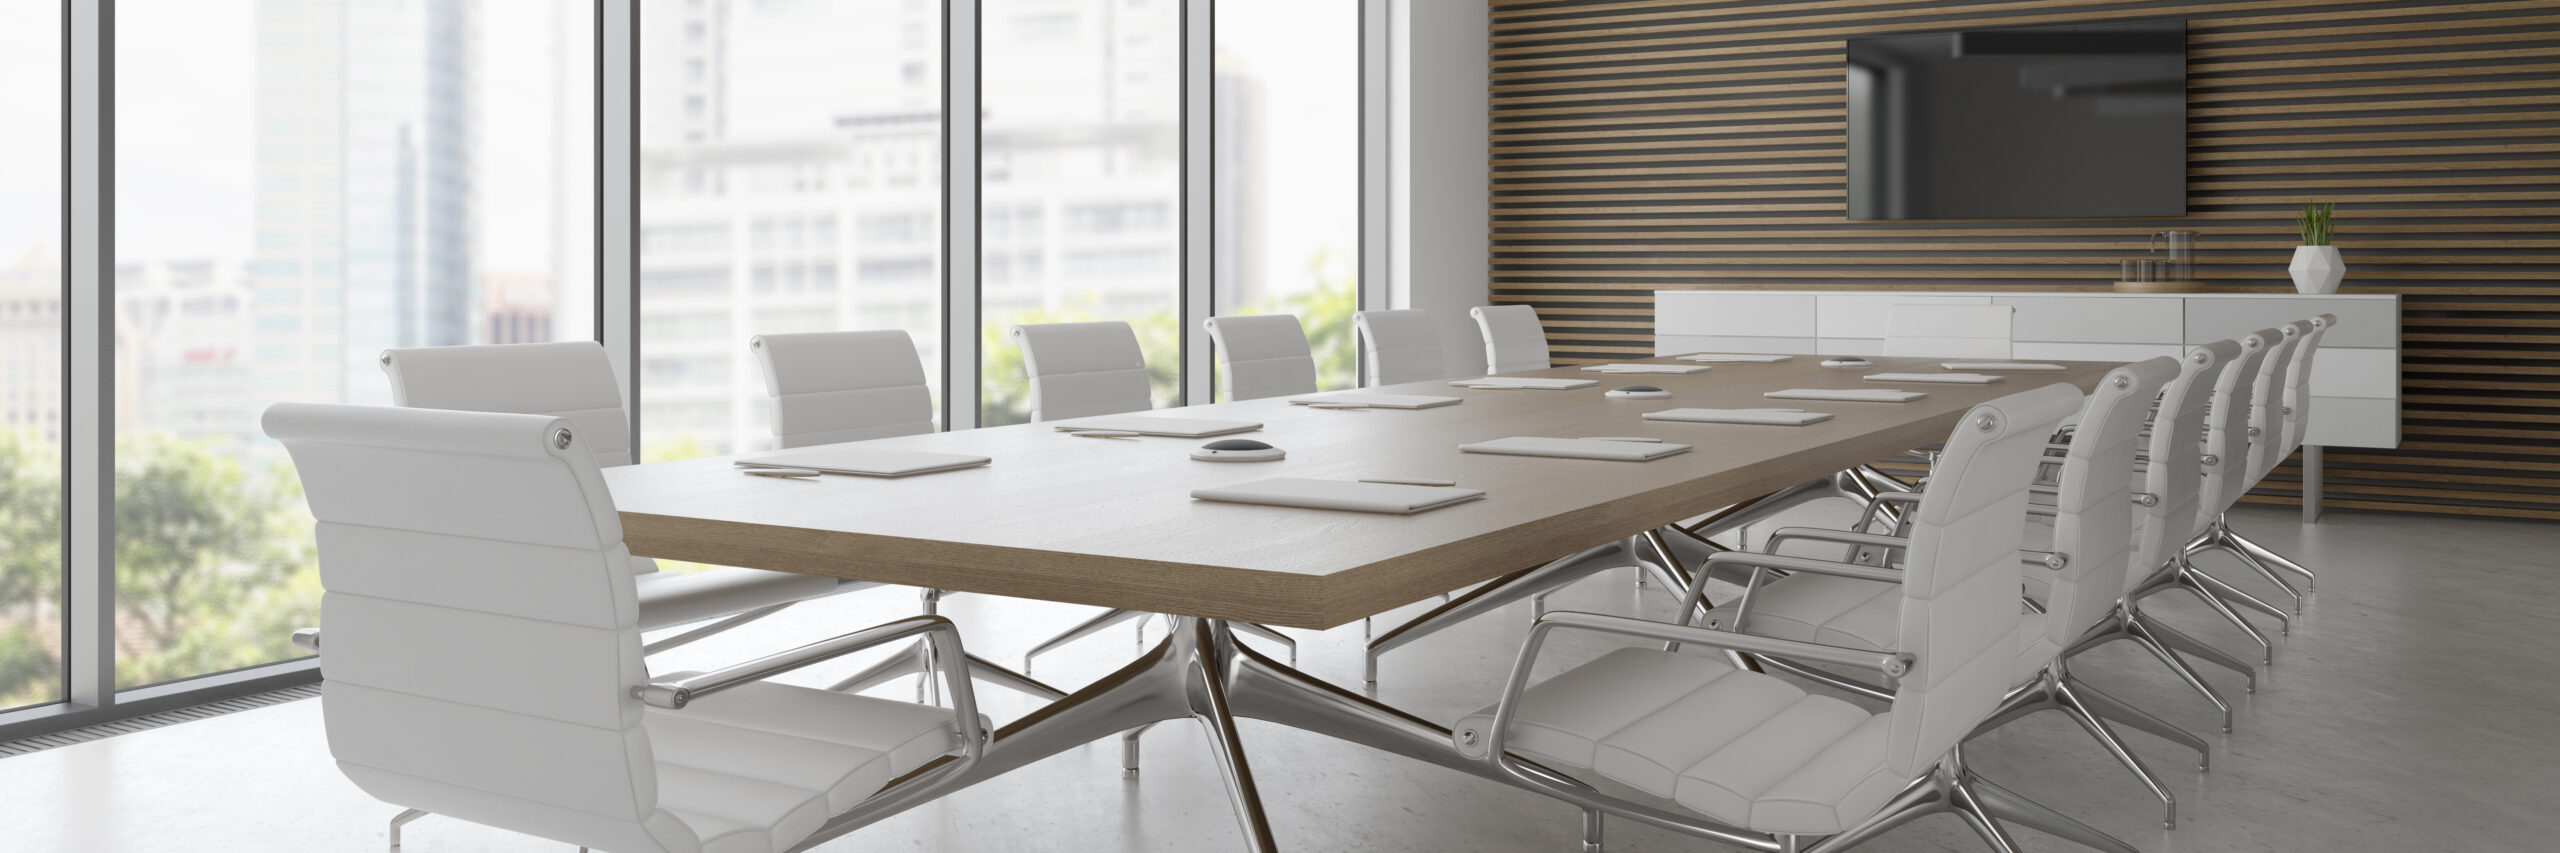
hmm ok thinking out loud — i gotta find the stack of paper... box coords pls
[1458,436,1693,461]
[1676,353,1794,363]
[1942,362,2065,371]
[1448,377,1601,390]
[1192,478,1485,515]
[1051,415,1263,437]
[1287,392,1463,409]
[736,448,991,478]
[1642,408,1834,426]
[1765,388,1929,403]
[1863,373,2005,385]
[1580,363,1712,375]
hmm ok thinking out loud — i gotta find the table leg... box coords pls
[2302,444,2324,523]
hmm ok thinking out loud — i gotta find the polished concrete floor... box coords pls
[4,504,2556,852]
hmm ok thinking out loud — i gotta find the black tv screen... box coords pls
[1847,20,2186,220]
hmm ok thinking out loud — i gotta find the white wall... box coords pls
[1387,0,1489,379]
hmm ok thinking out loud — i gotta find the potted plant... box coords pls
[2289,202,2342,295]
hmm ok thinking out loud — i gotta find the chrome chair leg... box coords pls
[1582,808,1605,853]
[2051,679,2178,828]
[1968,776,2141,853]
[1022,608,1146,674]
[1949,777,2026,853]
[2140,613,2258,689]
[1229,621,1298,667]
[1803,777,1942,852]
[2226,525,2316,589]
[2124,619,2236,732]
[2186,563,2291,639]
[2067,677,2211,771]
[387,808,428,851]
[1122,725,1151,779]
[919,586,942,616]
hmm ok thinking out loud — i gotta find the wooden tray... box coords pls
[2113,280,2205,294]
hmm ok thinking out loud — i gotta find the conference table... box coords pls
[603,353,2117,851]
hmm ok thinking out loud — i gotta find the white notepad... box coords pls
[1580,363,1712,375]
[1449,377,1601,390]
[1765,388,1929,403]
[1943,362,2065,371]
[1050,415,1263,437]
[1864,372,2005,385]
[735,448,991,478]
[1642,408,1835,426]
[1676,353,1794,363]
[1287,391,1463,409]
[1191,478,1486,515]
[1459,436,1694,462]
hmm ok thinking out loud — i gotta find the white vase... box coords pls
[2289,246,2343,295]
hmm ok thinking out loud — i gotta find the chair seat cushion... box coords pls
[1702,573,1900,651]
[634,567,843,631]
[1452,648,1904,835]
[646,676,979,853]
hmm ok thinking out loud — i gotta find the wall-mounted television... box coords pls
[1847,20,2186,220]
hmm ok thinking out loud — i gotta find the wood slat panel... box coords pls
[1491,0,2560,521]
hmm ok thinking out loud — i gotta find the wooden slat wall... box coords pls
[1489,0,2560,520]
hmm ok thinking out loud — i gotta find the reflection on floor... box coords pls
[5,505,2558,852]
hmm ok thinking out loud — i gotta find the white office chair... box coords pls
[1203,313,1318,402]
[2132,329,2291,664]
[380,342,842,652]
[1010,320,1153,422]
[751,330,936,447]
[1885,304,2015,359]
[1454,384,2130,853]
[2063,339,2259,733]
[2187,317,2329,608]
[1471,304,1552,374]
[266,402,988,853]
[1353,309,1447,386]
[1694,361,2199,826]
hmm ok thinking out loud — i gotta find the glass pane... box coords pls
[637,0,945,462]
[112,0,598,689]
[1213,0,1358,395]
[980,0,1181,425]
[0,0,65,711]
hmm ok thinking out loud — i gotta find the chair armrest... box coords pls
[1480,610,1912,773]
[1852,491,1926,536]
[1763,527,1909,556]
[638,614,971,710]
[1687,550,1906,635]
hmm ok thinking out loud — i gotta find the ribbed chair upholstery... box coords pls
[1884,304,2014,359]
[1010,321,1153,422]
[2182,318,2325,613]
[1455,385,2118,853]
[2279,314,2337,454]
[750,330,935,448]
[265,403,978,853]
[380,342,843,639]
[1353,309,1446,386]
[2134,328,2295,662]
[1202,314,1318,402]
[1470,305,1551,374]
[2246,321,2316,484]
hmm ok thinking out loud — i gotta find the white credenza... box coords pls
[1655,290,2401,520]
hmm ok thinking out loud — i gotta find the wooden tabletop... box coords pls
[607,355,2115,630]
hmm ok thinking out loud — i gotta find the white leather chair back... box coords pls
[2280,314,2336,454]
[1354,309,1446,386]
[2247,321,2315,482]
[1884,304,2014,360]
[2136,340,2239,584]
[1010,321,1153,422]
[2200,329,2278,517]
[751,330,936,448]
[1470,305,1551,374]
[1203,314,1318,402]
[265,403,696,853]
[1883,382,2082,777]
[2041,358,2176,647]
[380,341,634,468]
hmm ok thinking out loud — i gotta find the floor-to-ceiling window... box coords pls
[110,0,596,689]
[1211,0,1358,396]
[636,0,945,461]
[977,0,1183,424]
[0,0,65,712]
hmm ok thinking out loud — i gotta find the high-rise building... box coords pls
[251,0,478,409]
